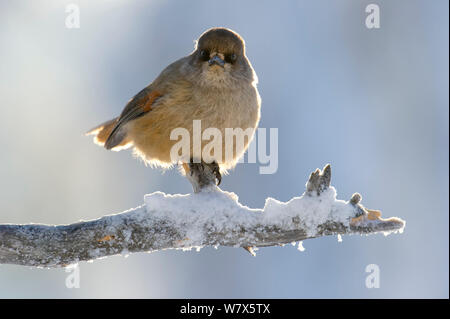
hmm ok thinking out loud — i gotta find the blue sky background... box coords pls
[0,0,448,298]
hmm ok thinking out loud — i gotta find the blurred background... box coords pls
[0,0,448,298]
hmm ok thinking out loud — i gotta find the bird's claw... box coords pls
[187,160,222,192]
[211,163,221,186]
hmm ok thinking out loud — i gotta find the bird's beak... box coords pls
[208,55,225,67]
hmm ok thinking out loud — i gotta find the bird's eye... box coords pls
[225,53,237,64]
[200,50,210,61]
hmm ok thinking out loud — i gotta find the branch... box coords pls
[0,164,405,267]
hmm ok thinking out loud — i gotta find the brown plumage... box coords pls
[87,27,261,179]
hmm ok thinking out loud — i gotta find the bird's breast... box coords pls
[189,84,260,131]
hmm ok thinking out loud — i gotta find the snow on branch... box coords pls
[0,165,405,267]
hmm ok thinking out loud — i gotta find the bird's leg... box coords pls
[182,160,221,193]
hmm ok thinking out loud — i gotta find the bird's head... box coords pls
[187,27,256,88]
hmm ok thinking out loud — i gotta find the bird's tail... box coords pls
[85,117,132,151]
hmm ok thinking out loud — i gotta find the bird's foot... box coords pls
[185,160,221,193]
[205,161,221,186]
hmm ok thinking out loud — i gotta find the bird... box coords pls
[87,27,261,190]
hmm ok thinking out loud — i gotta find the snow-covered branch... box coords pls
[0,165,405,267]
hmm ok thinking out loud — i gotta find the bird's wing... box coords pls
[103,57,189,150]
[104,86,163,150]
